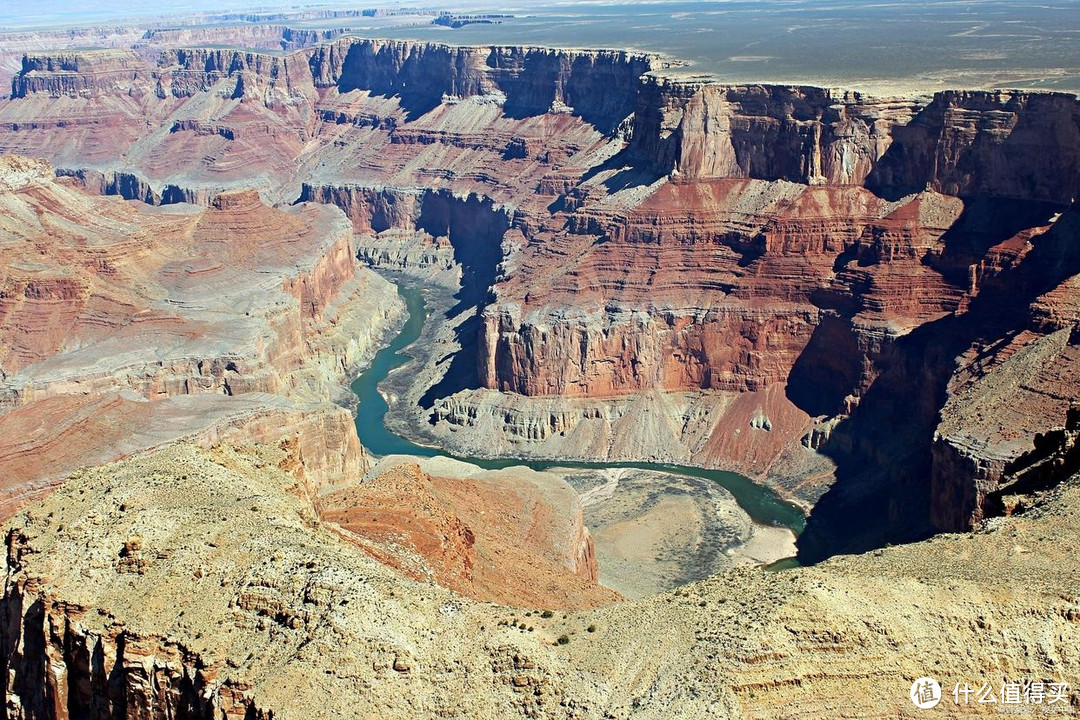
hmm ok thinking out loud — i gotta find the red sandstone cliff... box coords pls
[0,155,402,516]
[1,39,1078,558]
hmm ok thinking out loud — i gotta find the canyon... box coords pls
[2,28,1077,565]
[0,152,615,615]
[0,24,1077,719]
[4,441,1079,717]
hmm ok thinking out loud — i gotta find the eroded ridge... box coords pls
[1,37,1078,558]
[3,442,1078,718]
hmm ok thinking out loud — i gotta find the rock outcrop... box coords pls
[3,442,1079,718]
[0,22,371,99]
[629,79,1080,204]
[868,90,1080,203]
[308,39,659,130]
[319,458,619,609]
[629,78,920,186]
[0,154,402,516]
[10,50,147,98]
[1,36,1078,559]
[155,48,318,101]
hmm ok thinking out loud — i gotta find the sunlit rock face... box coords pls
[1,38,1078,557]
[0,154,402,516]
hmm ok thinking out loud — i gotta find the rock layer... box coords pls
[1,37,1078,557]
[3,442,1079,718]
[0,154,402,515]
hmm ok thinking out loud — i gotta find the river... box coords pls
[351,283,807,536]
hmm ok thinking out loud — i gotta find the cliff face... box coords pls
[923,207,1080,532]
[142,24,351,52]
[310,39,658,130]
[629,78,1080,203]
[0,155,402,517]
[465,79,1080,547]
[629,78,916,185]
[0,23,360,101]
[869,90,1080,203]
[476,82,1077,402]
[478,181,966,400]
[8,39,656,128]
[479,301,820,397]
[0,39,656,193]
[2,36,1079,556]
[4,442,1080,719]
[10,50,147,98]
[8,39,658,122]
[797,199,1080,560]
[55,167,161,204]
[2,577,272,720]
[155,48,317,101]
[57,167,233,207]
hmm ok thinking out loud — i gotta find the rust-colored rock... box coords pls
[319,461,619,610]
[0,154,402,516]
[1,36,1078,558]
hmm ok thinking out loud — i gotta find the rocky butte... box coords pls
[0,31,1077,718]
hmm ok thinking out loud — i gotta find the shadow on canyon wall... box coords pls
[986,401,1080,514]
[56,168,214,207]
[795,198,1080,563]
[413,192,510,409]
[865,91,1080,205]
[331,41,654,132]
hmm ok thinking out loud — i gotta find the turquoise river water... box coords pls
[351,284,807,536]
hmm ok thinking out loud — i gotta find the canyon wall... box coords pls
[468,77,1080,549]
[628,77,1080,203]
[0,155,403,516]
[155,47,318,101]
[0,22,365,98]
[868,90,1080,203]
[12,39,658,124]
[2,38,1079,556]
[10,51,147,98]
[629,78,917,186]
[1,577,271,720]
[4,442,1080,719]
[309,39,659,130]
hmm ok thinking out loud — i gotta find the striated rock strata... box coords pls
[0,38,1078,557]
[3,442,1079,718]
[0,154,403,516]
